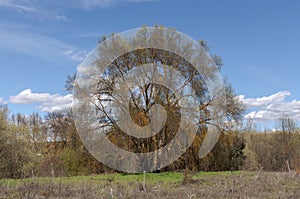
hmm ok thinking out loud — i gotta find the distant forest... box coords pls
[1,105,299,179]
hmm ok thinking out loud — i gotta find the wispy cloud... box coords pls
[0,98,7,105]
[39,94,73,112]
[63,50,87,62]
[0,0,70,22]
[237,91,300,121]
[72,0,116,9]
[0,0,156,12]
[0,30,86,62]
[0,0,38,13]
[64,0,156,9]
[10,89,72,112]
[74,32,101,38]
[55,15,71,22]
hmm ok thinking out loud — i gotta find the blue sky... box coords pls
[0,0,300,129]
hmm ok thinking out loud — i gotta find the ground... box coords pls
[1,171,300,198]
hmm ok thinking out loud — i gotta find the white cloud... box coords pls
[10,89,53,104]
[74,0,115,8]
[0,98,7,104]
[75,32,101,38]
[0,30,86,62]
[0,0,38,13]
[0,0,156,12]
[237,91,300,121]
[55,15,71,22]
[39,94,73,112]
[0,0,70,22]
[10,89,73,112]
[68,0,157,9]
[236,91,290,108]
[63,49,87,62]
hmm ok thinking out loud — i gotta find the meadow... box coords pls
[1,171,299,199]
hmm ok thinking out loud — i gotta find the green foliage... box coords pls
[0,106,35,179]
[200,132,246,171]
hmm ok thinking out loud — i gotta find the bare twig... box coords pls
[255,167,263,182]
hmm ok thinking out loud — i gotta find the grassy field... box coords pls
[1,171,299,198]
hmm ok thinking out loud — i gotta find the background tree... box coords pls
[243,116,300,172]
[274,115,298,171]
[0,106,34,178]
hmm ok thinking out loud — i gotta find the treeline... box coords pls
[0,106,106,179]
[243,118,300,172]
[1,105,299,179]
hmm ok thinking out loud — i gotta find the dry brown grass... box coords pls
[0,171,299,199]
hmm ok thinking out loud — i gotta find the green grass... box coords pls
[0,171,183,186]
[1,171,300,198]
[0,170,252,186]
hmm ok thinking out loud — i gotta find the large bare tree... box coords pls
[72,26,245,172]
